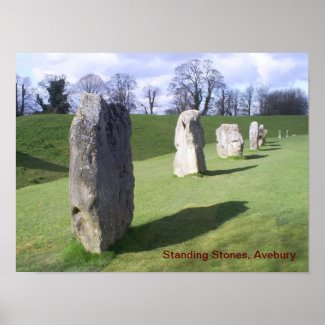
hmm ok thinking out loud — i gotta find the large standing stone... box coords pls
[258,124,268,147]
[174,110,206,177]
[69,93,134,253]
[249,121,259,150]
[216,124,244,158]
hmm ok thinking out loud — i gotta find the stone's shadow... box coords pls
[260,147,282,151]
[265,144,281,147]
[245,154,268,160]
[202,165,257,176]
[16,151,68,172]
[112,201,249,253]
[264,141,279,144]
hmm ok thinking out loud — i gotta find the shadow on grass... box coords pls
[16,151,68,172]
[265,144,281,147]
[260,147,282,151]
[264,141,279,144]
[245,154,268,160]
[202,165,257,176]
[112,201,249,253]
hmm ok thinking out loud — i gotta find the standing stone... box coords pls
[278,130,282,139]
[262,128,268,144]
[174,110,206,177]
[249,121,259,150]
[216,124,244,158]
[286,129,289,138]
[258,124,268,147]
[69,93,134,253]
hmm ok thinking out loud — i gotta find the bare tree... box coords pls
[215,86,227,116]
[225,89,234,116]
[240,85,255,115]
[214,87,240,116]
[167,81,191,114]
[201,60,224,115]
[16,75,36,116]
[222,88,240,116]
[106,73,137,112]
[169,59,223,115]
[140,85,161,115]
[215,85,238,116]
[74,73,107,95]
[231,89,240,116]
[256,84,269,115]
[173,59,202,110]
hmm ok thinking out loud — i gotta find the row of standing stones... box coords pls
[69,94,268,253]
[173,110,268,176]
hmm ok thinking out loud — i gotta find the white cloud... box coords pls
[205,53,307,92]
[136,73,174,90]
[206,53,258,84]
[291,80,308,94]
[29,53,120,83]
[249,53,296,84]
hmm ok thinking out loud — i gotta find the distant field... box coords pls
[16,135,308,272]
[16,114,308,188]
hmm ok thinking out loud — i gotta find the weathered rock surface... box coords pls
[249,121,259,150]
[69,93,134,253]
[216,124,244,158]
[258,124,268,147]
[174,110,206,177]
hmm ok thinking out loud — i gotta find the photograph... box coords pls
[16,52,308,272]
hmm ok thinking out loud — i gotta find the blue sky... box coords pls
[16,53,308,113]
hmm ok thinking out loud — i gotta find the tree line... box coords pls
[16,58,308,117]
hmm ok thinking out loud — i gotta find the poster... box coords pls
[16,52,308,272]
[2,0,324,324]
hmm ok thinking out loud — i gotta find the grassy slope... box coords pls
[16,114,308,188]
[16,135,308,272]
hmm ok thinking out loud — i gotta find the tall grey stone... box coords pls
[69,93,134,253]
[286,129,289,138]
[278,130,282,139]
[216,124,244,158]
[174,110,206,177]
[249,121,259,150]
[258,124,268,147]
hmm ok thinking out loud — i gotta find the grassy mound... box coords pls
[16,114,308,188]
[16,135,308,272]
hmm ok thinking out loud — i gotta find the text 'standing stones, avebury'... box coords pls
[174,110,206,177]
[69,93,134,253]
[216,124,244,158]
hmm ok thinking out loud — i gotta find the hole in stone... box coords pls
[72,206,80,216]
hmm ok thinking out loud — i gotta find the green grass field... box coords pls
[16,114,308,272]
[16,114,308,188]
